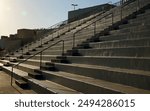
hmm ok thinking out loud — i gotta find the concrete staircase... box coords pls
[0,0,150,94]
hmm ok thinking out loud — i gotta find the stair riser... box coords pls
[89,38,150,49]
[77,47,150,57]
[111,25,150,34]
[42,51,65,55]
[120,19,150,29]
[54,63,150,90]
[110,28,150,35]
[16,34,91,54]
[67,57,150,71]
[2,67,55,93]
[131,12,150,22]
[21,55,56,61]
[100,31,150,41]
[27,80,55,94]
[38,71,121,94]
[18,39,85,53]
[135,10,150,18]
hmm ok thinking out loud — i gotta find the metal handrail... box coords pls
[35,11,107,52]
[72,12,113,48]
[17,11,103,58]
[72,0,140,48]
[11,40,65,86]
[10,0,142,89]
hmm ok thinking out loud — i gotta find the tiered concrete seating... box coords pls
[0,0,150,93]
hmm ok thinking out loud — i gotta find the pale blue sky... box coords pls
[0,0,118,37]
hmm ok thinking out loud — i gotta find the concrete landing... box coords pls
[0,71,36,94]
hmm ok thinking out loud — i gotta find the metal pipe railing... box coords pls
[9,0,146,93]
[20,8,109,56]
[72,0,141,49]
[11,40,65,86]
[72,12,113,48]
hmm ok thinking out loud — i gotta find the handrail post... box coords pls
[120,6,123,21]
[52,32,54,40]
[137,0,140,11]
[40,38,42,47]
[57,30,59,37]
[112,12,114,25]
[9,52,10,61]
[28,44,29,52]
[73,33,75,48]
[11,66,13,86]
[21,47,24,58]
[62,40,64,56]
[94,22,96,36]
[120,0,123,21]
[68,24,70,31]
[40,52,42,70]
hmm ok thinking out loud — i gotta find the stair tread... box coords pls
[2,66,80,94]
[3,57,150,77]
[41,70,150,94]
[77,46,150,50]
[54,62,150,77]
[16,80,27,84]
[32,79,81,94]
[100,30,150,38]
[89,37,150,45]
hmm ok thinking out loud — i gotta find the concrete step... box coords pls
[120,18,150,29]
[99,30,150,41]
[21,38,88,54]
[3,60,150,93]
[40,50,66,55]
[109,28,150,36]
[19,55,57,61]
[136,9,150,18]
[15,55,150,71]
[129,13,150,23]
[2,65,80,94]
[89,38,150,49]
[65,56,150,71]
[73,46,150,57]
[53,63,150,90]
[111,24,150,34]
[40,64,56,71]
[28,72,44,80]
[34,69,150,94]
[15,79,29,89]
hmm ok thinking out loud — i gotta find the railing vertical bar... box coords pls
[94,22,96,36]
[120,6,123,21]
[11,67,13,86]
[41,38,42,46]
[62,40,64,55]
[40,52,42,70]
[112,12,114,25]
[57,30,59,37]
[28,44,29,52]
[137,0,140,11]
[73,33,75,48]
[22,48,23,57]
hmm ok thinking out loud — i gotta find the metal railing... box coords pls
[9,0,145,93]
[15,10,104,59]
[72,0,141,48]
[72,12,113,48]
[11,40,65,86]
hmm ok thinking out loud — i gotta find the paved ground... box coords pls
[0,71,36,94]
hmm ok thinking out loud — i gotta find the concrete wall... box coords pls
[17,29,36,44]
[68,4,115,23]
[0,39,21,56]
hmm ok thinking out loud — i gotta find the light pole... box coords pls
[71,4,78,10]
